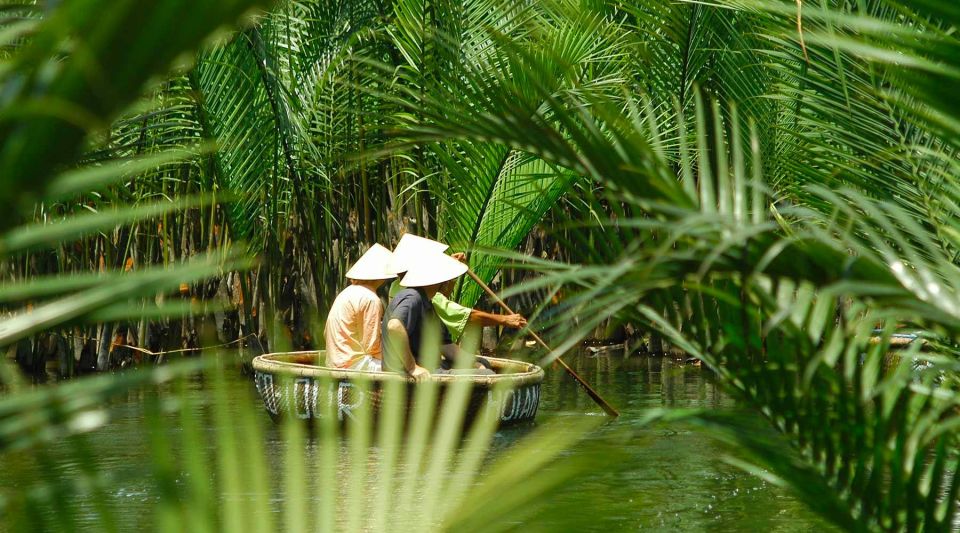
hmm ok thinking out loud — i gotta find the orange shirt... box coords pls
[324,284,384,368]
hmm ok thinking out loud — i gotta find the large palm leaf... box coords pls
[0,0,273,232]
[507,95,960,530]
[385,2,960,529]
[386,2,641,305]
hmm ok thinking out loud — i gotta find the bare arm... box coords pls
[468,309,527,329]
[387,318,429,380]
[449,252,527,330]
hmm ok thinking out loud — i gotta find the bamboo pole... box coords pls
[466,269,619,417]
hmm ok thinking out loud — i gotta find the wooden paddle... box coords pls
[466,269,620,417]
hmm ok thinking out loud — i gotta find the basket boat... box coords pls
[252,351,544,427]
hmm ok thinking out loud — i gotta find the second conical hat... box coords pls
[387,233,449,275]
[345,243,396,280]
[399,250,468,287]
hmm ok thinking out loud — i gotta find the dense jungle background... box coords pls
[4,0,960,531]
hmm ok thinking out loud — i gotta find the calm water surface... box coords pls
[0,349,830,531]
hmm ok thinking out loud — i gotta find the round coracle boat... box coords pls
[252,351,544,427]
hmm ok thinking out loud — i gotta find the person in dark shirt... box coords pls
[382,251,468,379]
[386,233,527,343]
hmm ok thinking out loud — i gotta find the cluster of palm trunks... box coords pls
[252,352,544,427]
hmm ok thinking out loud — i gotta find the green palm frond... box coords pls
[0,0,271,355]
[384,2,647,302]
[194,32,285,248]
[506,97,960,529]
[730,1,958,250]
[637,273,960,531]
[804,0,960,142]
[9,1,960,531]
[0,2,611,531]
[0,347,599,532]
[394,4,960,522]
[0,0,273,232]
[0,1,42,60]
[449,149,578,307]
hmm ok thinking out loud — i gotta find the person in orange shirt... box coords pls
[324,244,395,371]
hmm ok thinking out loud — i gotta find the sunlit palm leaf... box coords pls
[195,33,283,248]
[454,152,578,307]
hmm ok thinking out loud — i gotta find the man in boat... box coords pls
[382,250,475,378]
[386,234,527,345]
[323,243,395,371]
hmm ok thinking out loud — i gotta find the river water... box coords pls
[0,349,830,531]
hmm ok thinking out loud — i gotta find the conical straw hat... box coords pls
[399,251,468,287]
[345,243,396,280]
[387,233,449,275]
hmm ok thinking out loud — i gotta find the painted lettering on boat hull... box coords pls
[254,371,540,426]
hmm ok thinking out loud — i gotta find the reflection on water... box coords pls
[517,350,830,531]
[0,349,830,531]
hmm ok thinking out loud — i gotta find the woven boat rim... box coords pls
[252,351,544,386]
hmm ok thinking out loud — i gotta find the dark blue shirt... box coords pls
[382,288,443,372]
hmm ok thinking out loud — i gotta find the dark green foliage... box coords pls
[0,0,274,229]
[378,1,960,529]
[5,0,960,531]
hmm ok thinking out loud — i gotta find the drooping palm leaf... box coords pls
[194,33,284,249]
[0,0,273,231]
[448,149,579,307]
[390,3,643,304]
[503,96,960,530]
[391,2,960,524]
